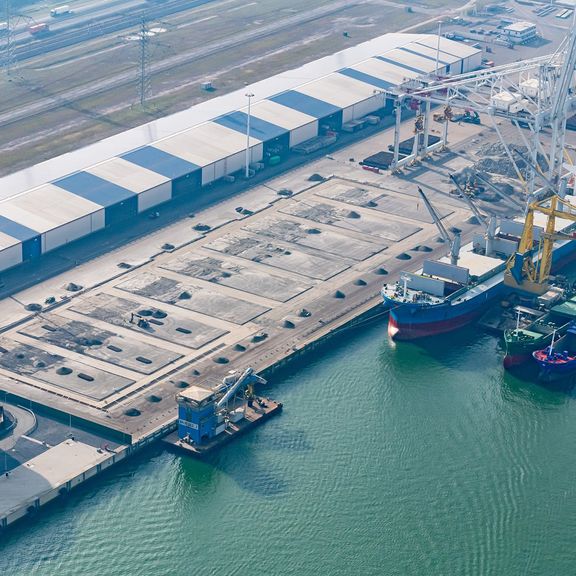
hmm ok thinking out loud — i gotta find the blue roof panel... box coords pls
[214,111,286,141]
[399,46,450,66]
[376,56,426,75]
[338,68,394,90]
[269,91,340,119]
[0,215,38,241]
[53,172,135,208]
[121,146,200,180]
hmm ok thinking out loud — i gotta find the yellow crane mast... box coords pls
[504,195,576,295]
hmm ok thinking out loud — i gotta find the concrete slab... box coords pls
[204,232,350,280]
[0,440,112,520]
[280,199,421,242]
[18,317,182,374]
[160,254,312,302]
[243,217,386,260]
[115,272,269,325]
[314,180,387,207]
[0,338,134,401]
[310,177,455,222]
[370,193,453,223]
[69,293,227,349]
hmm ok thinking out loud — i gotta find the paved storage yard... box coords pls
[0,117,497,447]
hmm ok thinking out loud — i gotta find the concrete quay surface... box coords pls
[0,118,520,444]
[0,116,532,529]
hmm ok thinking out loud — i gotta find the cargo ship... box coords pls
[503,296,576,368]
[533,325,576,382]
[382,193,576,341]
[383,244,508,339]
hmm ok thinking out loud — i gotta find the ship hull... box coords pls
[386,281,506,340]
[503,352,532,369]
[533,357,576,382]
[533,326,576,382]
[385,237,576,342]
[388,307,484,340]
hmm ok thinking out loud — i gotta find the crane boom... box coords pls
[417,186,460,265]
[216,368,265,409]
[449,175,488,228]
[417,186,450,243]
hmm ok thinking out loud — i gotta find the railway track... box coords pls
[0,1,356,129]
[4,0,215,63]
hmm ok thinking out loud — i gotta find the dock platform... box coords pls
[163,398,282,456]
[0,113,517,529]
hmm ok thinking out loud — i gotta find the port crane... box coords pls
[504,195,576,295]
[388,20,576,198]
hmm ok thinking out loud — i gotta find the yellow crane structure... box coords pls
[504,195,576,295]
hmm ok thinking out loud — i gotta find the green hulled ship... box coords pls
[503,297,576,369]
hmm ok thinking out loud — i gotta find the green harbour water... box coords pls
[2,317,576,575]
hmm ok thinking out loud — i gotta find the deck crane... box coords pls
[417,186,461,265]
[216,368,266,410]
[449,174,497,256]
[504,195,576,295]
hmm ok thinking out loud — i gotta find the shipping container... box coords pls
[50,5,71,17]
[29,22,49,36]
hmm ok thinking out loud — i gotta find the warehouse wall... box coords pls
[138,182,172,212]
[42,211,105,253]
[344,96,382,123]
[202,145,263,185]
[172,171,202,197]
[462,52,482,73]
[105,196,138,226]
[289,121,318,147]
[0,244,23,271]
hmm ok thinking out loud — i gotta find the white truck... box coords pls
[50,5,71,17]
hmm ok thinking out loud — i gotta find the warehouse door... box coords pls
[105,196,138,226]
[173,171,202,196]
[22,236,41,261]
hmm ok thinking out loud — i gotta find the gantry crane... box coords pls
[388,20,576,196]
[504,195,576,295]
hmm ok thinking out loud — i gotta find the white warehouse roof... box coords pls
[87,157,170,193]
[379,48,441,74]
[153,122,261,167]
[248,100,317,131]
[0,33,480,199]
[415,37,481,58]
[348,57,420,86]
[296,73,382,109]
[504,21,537,33]
[0,184,102,233]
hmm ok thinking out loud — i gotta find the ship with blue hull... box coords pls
[382,192,576,341]
[533,325,576,382]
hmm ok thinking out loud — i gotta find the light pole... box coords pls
[245,92,254,179]
[435,21,442,75]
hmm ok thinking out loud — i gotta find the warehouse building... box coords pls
[0,34,481,273]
